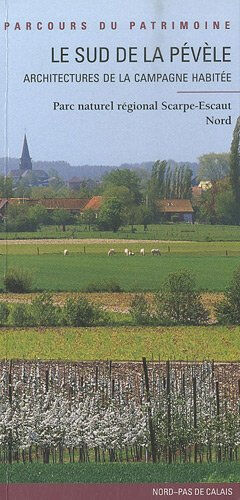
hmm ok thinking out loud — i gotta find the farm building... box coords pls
[0,197,89,216]
[0,196,195,222]
[156,199,194,223]
[83,196,103,214]
[33,198,88,213]
[0,197,104,217]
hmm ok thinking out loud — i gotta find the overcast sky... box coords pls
[0,0,239,167]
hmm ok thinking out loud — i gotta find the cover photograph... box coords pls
[0,0,240,498]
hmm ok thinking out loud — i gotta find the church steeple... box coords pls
[19,134,32,173]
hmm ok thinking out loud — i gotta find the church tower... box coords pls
[19,134,32,174]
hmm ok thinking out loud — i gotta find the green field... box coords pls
[0,462,239,483]
[3,223,240,241]
[0,239,239,292]
[3,239,240,255]
[0,326,239,360]
[1,252,239,292]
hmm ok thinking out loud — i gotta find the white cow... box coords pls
[108,249,115,256]
[124,248,135,256]
[140,248,145,256]
[63,249,69,256]
[151,248,161,256]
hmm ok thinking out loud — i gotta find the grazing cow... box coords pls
[124,248,129,256]
[151,248,161,256]
[108,248,115,256]
[129,251,135,256]
[63,249,69,256]
[140,248,145,256]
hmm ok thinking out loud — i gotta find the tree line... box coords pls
[1,116,240,229]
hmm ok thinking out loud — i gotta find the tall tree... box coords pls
[182,168,193,199]
[97,198,123,232]
[148,160,167,206]
[82,209,96,231]
[152,160,167,198]
[52,209,74,232]
[198,153,230,184]
[215,188,238,225]
[229,117,240,215]
[0,176,13,198]
[125,206,138,233]
[102,185,134,208]
[102,169,142,204]
[165,166,172,198]
[174,167,183,199]
[6,204,46,232]
[14,179,31,198]
[149,162,192,203]
[136,206,153,231]
[171,168,177,198]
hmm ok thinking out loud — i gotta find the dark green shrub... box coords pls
[96,198,124,232]
[130,294,152,325]
[4,268,33,293]
[31,293,59,326]
[84,281,122,293]
[62,297,106,326]
[171,214,180,223]
[0,302,9,326]
[155,270,209,326]
[215,267,240,324]
[9,303,33,327]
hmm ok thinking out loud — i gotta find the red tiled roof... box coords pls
[8,198,35,205]
[36,198,88,210]
[6,198,88,210]
[156,199,194,213]
[83,196,103,211]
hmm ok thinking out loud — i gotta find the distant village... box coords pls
[0,133,234,229]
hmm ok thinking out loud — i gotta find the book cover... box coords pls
[0,0,240,498]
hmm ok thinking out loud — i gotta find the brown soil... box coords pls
[0,291,223,318]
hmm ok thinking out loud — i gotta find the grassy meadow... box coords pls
[3,222,240,241]
[3,239,240,255]
[0,253,239,292]
[0,239,240,292]
[0,325,239,361]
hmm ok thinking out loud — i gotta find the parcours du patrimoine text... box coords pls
[51,45,231,64]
